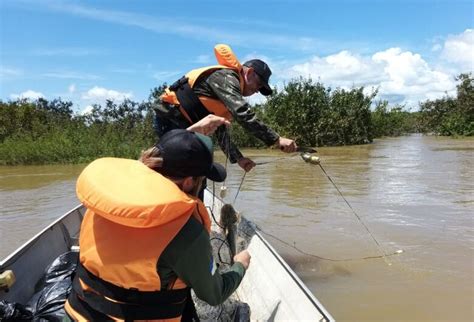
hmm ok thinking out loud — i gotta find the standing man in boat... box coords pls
[153,44,298,173]
[65,125,251,321]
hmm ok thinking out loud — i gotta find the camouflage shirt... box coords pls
[158,215,245,305]
[156,69,280,163]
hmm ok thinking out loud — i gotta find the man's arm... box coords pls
[205,69,280,146]
[159,216,246,305]
[215,125,243,163]
[187,114,230,135]
[215,125,257,171]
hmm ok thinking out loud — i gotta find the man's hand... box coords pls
[233,250,251,270]
[237,157,256,172]
[278,137,297,153]
[187,115,230,135]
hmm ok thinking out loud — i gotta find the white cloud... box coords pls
[289,50,385,87]
[82,86,133,102]
[246,93,268,106]
[68,84,76,93]
[440,29,474,70]
[10,90,45,100]
[42,71,101,80]
[80,105,94,115]
[35,1,328,52]
[282,47,458,108]
[372,48,455,102]
[0,66,23,78]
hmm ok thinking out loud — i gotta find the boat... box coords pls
[0,189,334,321]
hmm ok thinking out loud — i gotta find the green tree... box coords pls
[419,73,473,136]
[260,78,375,146]
[371,101,419,137]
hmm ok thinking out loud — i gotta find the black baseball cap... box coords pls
[243,59,273,96]
[156,129,227,182]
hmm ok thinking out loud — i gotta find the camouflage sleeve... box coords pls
[159,216,245,305]
[206,69,280,146]
[214,125,243,164]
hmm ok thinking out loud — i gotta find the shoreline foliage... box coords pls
[0,73,471,165]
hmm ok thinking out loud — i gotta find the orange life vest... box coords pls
[64,157,211,322]
[161,44,245,123]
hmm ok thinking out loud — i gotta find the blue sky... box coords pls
[1,0,472,113]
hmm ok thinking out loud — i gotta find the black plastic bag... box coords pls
[28,251,78,321]
[0,251,78,321]
[0,300,34,321]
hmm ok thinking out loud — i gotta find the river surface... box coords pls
[1,135,473,321]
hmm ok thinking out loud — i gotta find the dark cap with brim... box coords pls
[156,129,227,182]
[243,59,273,96]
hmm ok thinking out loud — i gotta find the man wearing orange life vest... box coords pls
[64,124,250,321]
[153,44,297,173]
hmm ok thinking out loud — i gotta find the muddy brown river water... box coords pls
[1,135,473,321]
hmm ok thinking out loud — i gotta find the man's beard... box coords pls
[188,176,205,197]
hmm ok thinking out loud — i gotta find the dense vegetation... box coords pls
[228,73,472,147]
[230,79,376,147]
[0,99,155,165]
[418,73,473,136]
[0,73,471,165]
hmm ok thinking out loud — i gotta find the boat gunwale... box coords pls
[253,228,334,321]
[206,191,334,321]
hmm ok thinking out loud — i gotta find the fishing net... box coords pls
[194,210,256,321]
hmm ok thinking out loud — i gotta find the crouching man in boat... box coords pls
[64,124,251,321]
[153,44,298,173]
